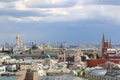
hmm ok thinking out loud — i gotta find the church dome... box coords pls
[16,34,19,39]
[44,54,51,59]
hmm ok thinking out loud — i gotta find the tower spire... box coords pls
[109,38,112,48]
[102,33,105,43]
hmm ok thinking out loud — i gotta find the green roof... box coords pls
[44,54,51,59]
[72,68,83,72]
[102,33,105,43]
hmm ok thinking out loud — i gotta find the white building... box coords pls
[13,35,29,54]
[38,69,46,76]
[6,64,17,72]
[37,64,46,76]
[0,65,6,74]
[0,55,11,60]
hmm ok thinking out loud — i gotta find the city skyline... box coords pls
[0,0,120,44]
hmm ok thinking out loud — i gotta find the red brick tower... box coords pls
[102,34,109,59]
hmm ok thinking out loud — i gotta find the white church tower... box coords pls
[16,34,23,47]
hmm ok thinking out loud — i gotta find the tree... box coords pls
[41,50,45,55]
[88,53,94,59]
[29,48,32,54]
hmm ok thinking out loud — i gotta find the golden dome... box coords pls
[16,34,19,39]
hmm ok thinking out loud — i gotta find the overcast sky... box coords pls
[0,0,120,44]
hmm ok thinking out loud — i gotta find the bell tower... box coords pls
[101,34,112,59]
[58,44,66,62]
[102,34,108,54]
[16,34,23,47]
[16,34,20,47]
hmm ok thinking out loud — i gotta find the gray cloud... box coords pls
[25,0,78,8]
[0,0,78,8]
[0,0,120,10]
[0,9,51,17]
[0,0,18,2]
[83,0,120,5]
[0,0,120,23]
[97,0,120,5]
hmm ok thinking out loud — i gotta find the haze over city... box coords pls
[0,0,120,44]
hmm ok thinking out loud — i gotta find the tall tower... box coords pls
[16,34,23,47]
[109,38,112,48]
[102,34,109,54]
[58,44,66,62]
[16,34,20,47]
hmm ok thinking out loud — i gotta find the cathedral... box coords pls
[101,34,118,59]
[87,34,120,68]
